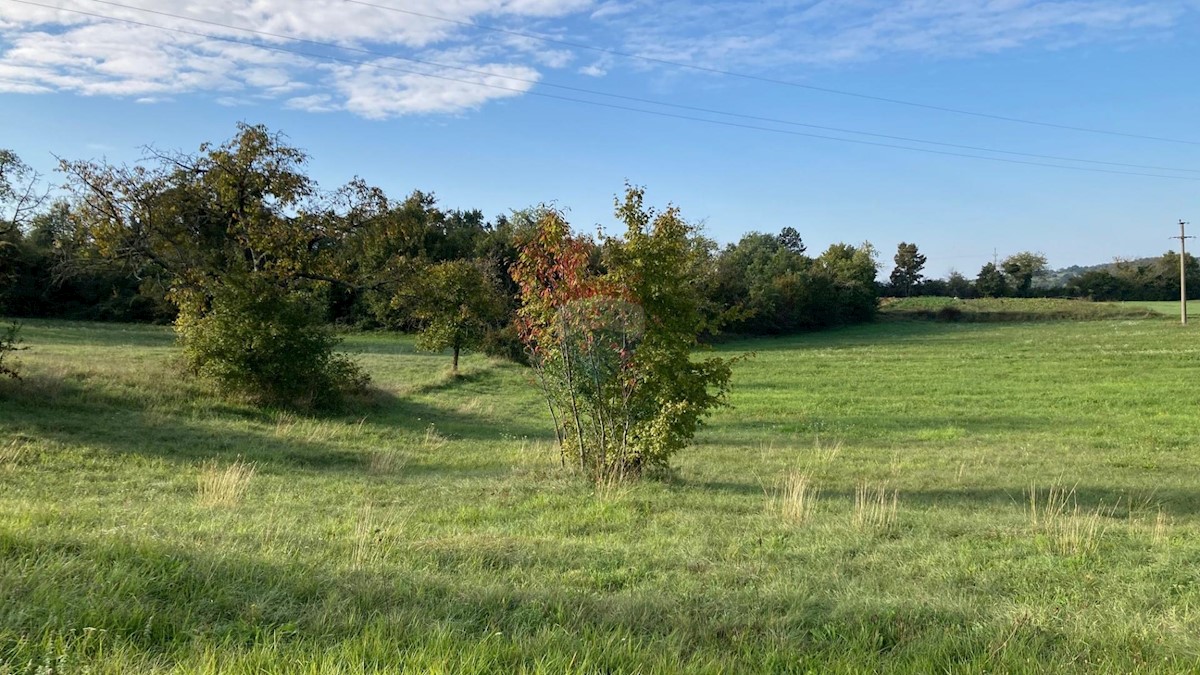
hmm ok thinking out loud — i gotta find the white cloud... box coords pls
[284,93,338,113]
[578,53,612,77]
[579,62,607,77]
[327,59,540,118]
[0,0,589,116]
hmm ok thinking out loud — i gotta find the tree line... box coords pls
[1,126,886,338]
[0,124,884,401]
[883,243,1195,301]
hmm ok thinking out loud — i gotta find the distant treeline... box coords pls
[882,247,1197,302]
[4,129,1188,342]
[0,132,879,342]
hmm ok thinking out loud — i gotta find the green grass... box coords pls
[3,315,1200,672]
[1121,300,1200,317]
[881,296,1161,321]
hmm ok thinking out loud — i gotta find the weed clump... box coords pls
[196,459,256,507]
[1027,483,1114,556]
[852,482,899,530]
[771,471,819,524]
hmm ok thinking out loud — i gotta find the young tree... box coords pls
[512,187,736,481]
[889,241,927,297]
[406,259,507,372]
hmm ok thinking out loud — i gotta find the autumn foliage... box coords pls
[512,188,736,480]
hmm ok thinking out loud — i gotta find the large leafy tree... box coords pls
[814,241,880,323]
[714,231,809,334]
[512,186,736,480]
[61,123,366,406]
[1001,251,1049,297]
[889,241,926,297]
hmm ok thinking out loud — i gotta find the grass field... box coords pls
[3,310,1200,673]
[1121,300,1200,318]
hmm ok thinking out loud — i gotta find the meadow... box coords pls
[2,305,1200,673]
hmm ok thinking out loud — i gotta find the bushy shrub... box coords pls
[176,279,367,408]
[512,188,736,481]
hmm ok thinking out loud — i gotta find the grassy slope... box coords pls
[2,314,1200,673]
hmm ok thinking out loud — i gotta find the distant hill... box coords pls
[1041,257,1158,288]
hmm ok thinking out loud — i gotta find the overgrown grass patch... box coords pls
[2,317,1200,672]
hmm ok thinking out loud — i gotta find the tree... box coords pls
[778,226,806,254]
[889,242,926,297]
[976,262,1008,297]
[946,269,973,298]
[512,186,736,481]
[814,242,880,323]
[61,123,367,406]
[1001,251,1048,297]
[1155,251,1200,300]
[406,259,507,372]
[0,149,47,237]
[0,150,46,307]
[713,232,808,334]
[1066,269,1132,301]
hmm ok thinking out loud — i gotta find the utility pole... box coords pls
[1171,220,1193,325]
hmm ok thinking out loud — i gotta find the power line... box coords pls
[343,0,1200,147]
[55,0,1199,174]
[6,0,1200,181]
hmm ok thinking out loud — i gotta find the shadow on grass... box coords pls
[0,367,548,474]
[402,369,490,397]
[8,318,176,349]
[709,411,1084,442]
[684,478,1200,518]
[0,529,1078,673]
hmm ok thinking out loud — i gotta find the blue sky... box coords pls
[2,0,1199,277]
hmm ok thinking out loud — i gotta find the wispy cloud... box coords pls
[598,0,1190,71]
[0,0,588,116]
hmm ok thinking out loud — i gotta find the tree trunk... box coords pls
[452,345,460,373]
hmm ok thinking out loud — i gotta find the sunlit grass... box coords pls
[2,312,1200,672]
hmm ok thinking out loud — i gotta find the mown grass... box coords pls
[1121,300,1200,317]
[881,296,1161,322]
[2,312,1200,673]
